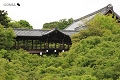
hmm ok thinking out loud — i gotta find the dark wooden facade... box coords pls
[13,28,77,55]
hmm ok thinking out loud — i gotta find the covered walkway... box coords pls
[13,28,78,55]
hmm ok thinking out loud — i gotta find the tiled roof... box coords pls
[65,4,120,30]
[13,28,78,37]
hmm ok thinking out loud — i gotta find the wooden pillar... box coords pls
[44,41,45,49]
[40,41,41,49]
[62,39,64,49]
[68,41,69,49]
[60,41,62,48]
[47,39,49,48]
[26,40,28,50]
[35,40,37,49]
[55,42,56,48]
[59,40,61,48]
[32,40,33,49]
[46,39,48,48]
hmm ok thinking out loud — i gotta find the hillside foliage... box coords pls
[42,18,73,30]
[0,24,15,50]
[0,10,11,28]
[0,14,120,80]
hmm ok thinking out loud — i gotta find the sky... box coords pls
[0,0,120,29]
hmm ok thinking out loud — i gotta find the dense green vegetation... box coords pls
[42,18,73,30]
[0,10,11,28]
[0,14,120,80]
[8,20,33,29]
[0,24,15,50]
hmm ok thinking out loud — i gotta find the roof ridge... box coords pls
[64,4,114,30]
[13,28,50,31]
[74,4,113,22]
[60,30,78,32]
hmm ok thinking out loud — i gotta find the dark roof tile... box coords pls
[13,28,78,37]
[65,4,120,30]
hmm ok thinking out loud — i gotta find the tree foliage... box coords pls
[0,10,11,28]
[42,18,73,30]
[0,24,15,49]
[18,20,33,29]
[0,13,120,80]
[8,20,33,29]
[71,14,120,43]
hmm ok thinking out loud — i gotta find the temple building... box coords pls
[65,4,120,31]
[13,28,77,54]
[13,4,120,55]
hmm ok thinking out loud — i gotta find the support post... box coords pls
[62,39,64,49]
[26,40,28,50]
[46,39,49,48]
[48,41,49,48]
[44,41,45,49]
[55,42,56,48]
[35,40,37,49]
[32,40,33,49]
[40,41,41,49]
[68,41,69,49]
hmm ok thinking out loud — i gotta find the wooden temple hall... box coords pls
[13,28,78,55]
[12,4,120,55]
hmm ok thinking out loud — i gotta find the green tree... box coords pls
[0,24,15,49]
[71,14,120,42]
[18,20,33,29]
[42,18,73,30]
[0,10,11,27]
[8,21,22,28]
[8,20,33,29]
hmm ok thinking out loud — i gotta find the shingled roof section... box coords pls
[13,28,78,37]
[64,4,120,31]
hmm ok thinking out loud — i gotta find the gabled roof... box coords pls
[13,28,78,37]
[64,4,120,30]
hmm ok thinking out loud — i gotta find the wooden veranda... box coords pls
[13,28,77,55]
